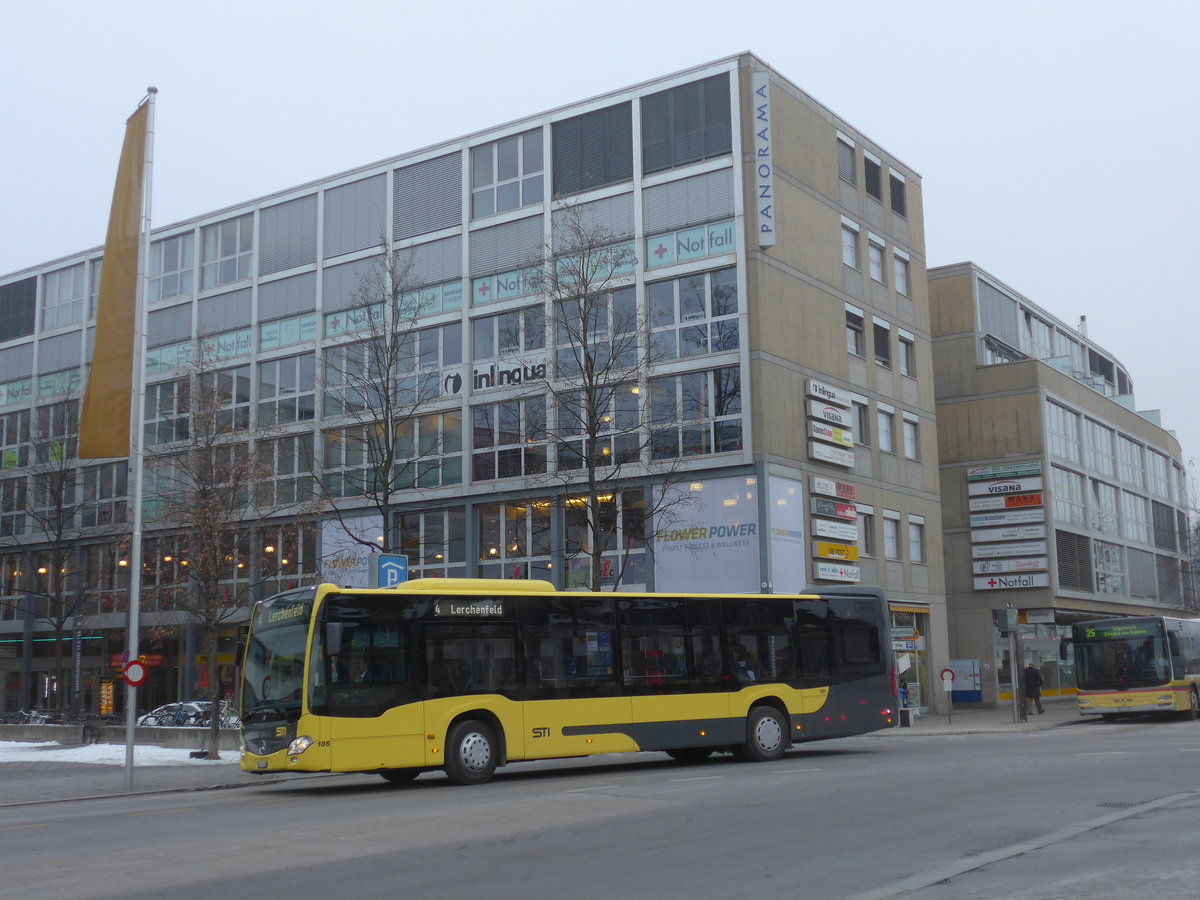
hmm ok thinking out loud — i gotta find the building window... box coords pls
[1147,450,1169,498]
[199,364,251,432]
[1084,419,1115,477]
[1120,491,1150,544]
[1045,400,1081,463]
[0,477,27,537]
[256,433,315,506]
[472,397,547,481]
[258,521,319,596]
[877,410,895,453]
[648,268,738,362]
[552,103,633,196]
[42,264,86,330]
[854,401,871,447]
[397,411,464,488]
[894,255,910,297]
[401,507,468,579]
[868,241,885,283]
[889,173,907,217]
[1117,435,1144,488]
[873,321,891,368]
[322,425,373,498]
[556,385,641,471]
[883,513,901,560]
[641,73,731,175]
[149,234,195,304]
[473,305,546,362]
[471,129,543,218]
[201,214,254,289]
[1090,479,1119,535]
[1093,540,1126,595]
[846,309,864,356]
[908,520,925,564]
[864,155,882,201]
[857,508,875,556]
[841,226,858,268]
[899,334,915,377]
[397,321,463,405]
[902,418,919,460]
[257,354,315,425]
[0,410,30,470]
[478,500,553,581]
[649,365,742,459]
[1151,500,1176,551]
[1051,465,1086,528]
[837,139,856,184]
[80,462,127,527]
[144,379,189,446]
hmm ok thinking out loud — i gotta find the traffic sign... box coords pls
[123,660,147,687]
[940,668,955,681]
[377,554,409,587]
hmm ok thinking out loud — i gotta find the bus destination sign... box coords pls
[434,599,506,617]
[1082,622,1152,640]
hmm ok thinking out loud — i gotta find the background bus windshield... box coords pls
[242,594,313,723]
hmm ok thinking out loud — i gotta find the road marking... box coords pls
[131,806,200,817]
[0,822,50,831]
[1180,748,1200,753]
[1073,751,1127,757]
[779,768,823,773]
[846,791,1199,900]
[669,775,723,783]
[564,785,619,793]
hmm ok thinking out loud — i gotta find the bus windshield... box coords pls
[242,589,315,727]
[1074,620,1171,690]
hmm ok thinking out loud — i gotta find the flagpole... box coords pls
[123,86,156,790]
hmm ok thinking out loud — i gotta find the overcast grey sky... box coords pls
[3,0,1197,472]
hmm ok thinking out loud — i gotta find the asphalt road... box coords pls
[4,717,1200,900]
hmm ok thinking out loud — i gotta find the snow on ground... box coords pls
[0,741,239,765]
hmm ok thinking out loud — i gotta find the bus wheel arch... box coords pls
[736,702,791,762]
[443,712,504,785]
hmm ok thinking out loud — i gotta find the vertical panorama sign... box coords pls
[751,72,775,247]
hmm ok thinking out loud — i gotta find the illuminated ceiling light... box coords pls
[723,499,737,507]
[163,555,173,562]
[280,558,289,565]
[37,567,48,575]
[690,483,704,492]
[629,386,640,394]
[488,547,499,556]
[264,545,275,554]
[118,560,128,567]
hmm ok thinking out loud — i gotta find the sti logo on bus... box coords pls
[531,726,550,739]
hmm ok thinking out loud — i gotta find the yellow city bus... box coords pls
[240,578,896,785]
[1072,616,1200,721]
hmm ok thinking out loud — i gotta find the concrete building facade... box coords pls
[0,52,947,716]
[930,262,1193,705]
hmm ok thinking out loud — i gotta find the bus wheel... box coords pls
[379,768,421,785]
[739,706,787,762]
[445,719,498,785]
[1187,690,1199,721]
[1101,714,1118,723]
[666,748,713,764]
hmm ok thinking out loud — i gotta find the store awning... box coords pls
[889,604,929,614]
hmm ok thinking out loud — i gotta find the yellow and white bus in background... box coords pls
[240,578,896,785]
[1072,616,1200,721]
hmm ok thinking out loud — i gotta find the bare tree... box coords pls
[314,242,454,554]
[526,203,695,590]
[5,393,123,716]
[143,346,313,756]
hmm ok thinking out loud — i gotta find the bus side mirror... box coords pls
[325,622,345,652]
[1059,638,1070,661]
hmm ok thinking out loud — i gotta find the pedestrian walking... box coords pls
[1022,662,1044,715]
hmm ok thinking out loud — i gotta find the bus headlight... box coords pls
[288,735,314,755]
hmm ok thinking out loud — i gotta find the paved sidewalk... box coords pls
[882,696,1086,736]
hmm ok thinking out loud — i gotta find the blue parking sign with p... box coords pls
[378,554,408,587]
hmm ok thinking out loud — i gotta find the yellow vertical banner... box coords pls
[78,102,149,459]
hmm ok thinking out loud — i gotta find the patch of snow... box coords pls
[0,741,239,766]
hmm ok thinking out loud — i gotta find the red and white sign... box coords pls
[123,660,148,687]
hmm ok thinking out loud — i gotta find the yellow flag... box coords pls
[79,102,149,459]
